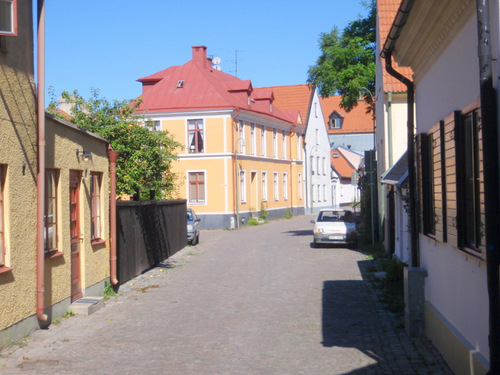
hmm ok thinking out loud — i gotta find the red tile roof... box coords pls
[258,84,313,127]
[331,149,356,178]
[377,0,413,92]
[320,96,374,134]
[137,46,298,126]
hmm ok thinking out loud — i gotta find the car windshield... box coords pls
[317,211,354,223]
[187,211,193,220]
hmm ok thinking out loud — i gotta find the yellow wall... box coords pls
[44,117,110,306]
[157,113,305,221]
[0,0,38,332]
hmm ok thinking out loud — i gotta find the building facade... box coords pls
[1,2,111,347]
[137,47,305,229]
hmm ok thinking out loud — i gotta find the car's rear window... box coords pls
[318,211,354,223]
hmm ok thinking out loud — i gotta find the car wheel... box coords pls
[192,234,198,246]
[312,240,318,248]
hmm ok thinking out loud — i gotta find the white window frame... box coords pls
[188,171,206,204]
[238,120,246,153]
[250,123,256,155]
[273,172,279,201]
[298,173,303,200]
[0,0,17,37]
[261,126,266,156]
[282,130,287,159]
[273,128,278,158]
[261,171,268,202]
[283,172,288,201]
[187,119,204,153]
[240,170,247,203]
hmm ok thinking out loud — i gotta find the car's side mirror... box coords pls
[196,218,201,222]
[310,220,316,224]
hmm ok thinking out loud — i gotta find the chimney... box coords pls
[192,46,208,69]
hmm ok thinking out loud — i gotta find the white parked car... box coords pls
[311,209,358,248]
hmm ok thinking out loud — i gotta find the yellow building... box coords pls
[0,2,112,347]
[137,46,306,228]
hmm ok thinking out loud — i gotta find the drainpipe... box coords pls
[384,54,418,268]
[387,92,393,167]
[231,108,240,227]
[36,0,47,323]
[476,0,500,372]
[108,147,119,285]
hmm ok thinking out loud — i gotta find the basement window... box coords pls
[0,0,17,36]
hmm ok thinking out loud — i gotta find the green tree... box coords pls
[48,88,181,199]
[307,0,376,112]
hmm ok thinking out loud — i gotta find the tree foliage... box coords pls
[307,0,376,112]
[47,88,181,200]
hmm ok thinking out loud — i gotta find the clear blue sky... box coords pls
[44,1,369,103]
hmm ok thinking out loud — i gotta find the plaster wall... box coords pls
[0,0,38,333]
[414,13,490,369]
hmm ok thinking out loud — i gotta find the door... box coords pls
[70,171,83,302]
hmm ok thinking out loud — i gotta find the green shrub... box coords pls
[248,217,259,226]
[284,209,292,219]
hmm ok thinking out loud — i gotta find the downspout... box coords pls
[108,147,119,285]
[36,0,47,323]
[231,108,240,226]
[384,54,418,268]
[387,92,393,167]
[475,0,500,372]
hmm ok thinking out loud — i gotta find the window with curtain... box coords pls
[188,119,204,153]
[90,173,102,241]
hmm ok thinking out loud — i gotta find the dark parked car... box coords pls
[187,208,201,245]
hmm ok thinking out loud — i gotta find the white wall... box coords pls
[306,88,334,212]
[415,13,490,363]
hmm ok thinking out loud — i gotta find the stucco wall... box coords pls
[0,1,38,333]
[45,116,110,305]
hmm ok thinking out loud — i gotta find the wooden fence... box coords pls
[116,199,187,284]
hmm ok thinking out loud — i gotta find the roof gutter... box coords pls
[475,0,500,372]
[36,0,47,323]
[381,0,418,268]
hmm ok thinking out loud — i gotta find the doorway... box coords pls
[70,170,83,302]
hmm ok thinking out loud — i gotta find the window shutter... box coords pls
[444,111,461,248]
[431,122,444,242]
[438,120,447,242]
[416,133,424,233]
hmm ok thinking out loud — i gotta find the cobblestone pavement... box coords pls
[0,214,453,374]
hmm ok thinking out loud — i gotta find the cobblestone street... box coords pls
[0,215,453,374]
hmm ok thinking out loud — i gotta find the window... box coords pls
[249,123,256,155]
[457,109,482,250]
[147,120,161,131]
[240,170,246,203]
[0,166,5,266]
[262,171,268,202]
[273,172,279,200]
[188,172,205,203]
[90,173,102,241]
[322,157,326,175]
[283,173,288,200]
[238,120,246,153]
[45,170,58,252]
[282,130,287,158]
[261,126,266,156]
[298,173,303,200]
[273,129,278,157]
[312,184,315,202]
[0,0,17,36]
[297,134,302,160]
[188,119,204,153]
[420,133,435,236]
[310,155,315,175]
[329,112,343,129]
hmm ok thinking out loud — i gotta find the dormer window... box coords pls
[177,80,185,88]
[329,111,343,129]
[0,0,17,36]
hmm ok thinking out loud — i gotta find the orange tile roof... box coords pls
[331,149,356,179]
[319,96,374,134]
[257,84,313,127]
[377,0,413,92]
